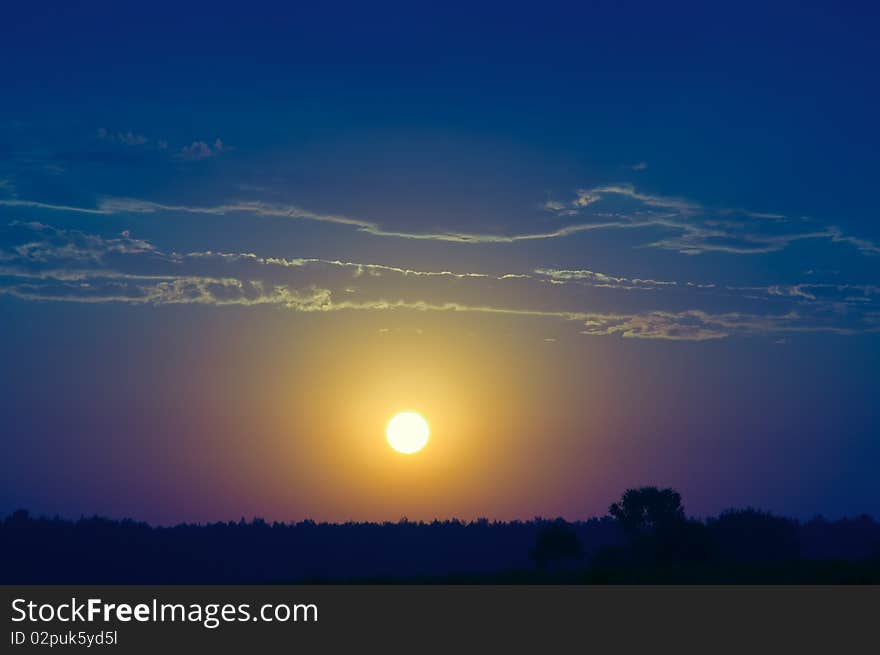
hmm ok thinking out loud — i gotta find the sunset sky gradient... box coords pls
[2,2,878,523]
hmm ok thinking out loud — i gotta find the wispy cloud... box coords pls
[9,221,155,263]
[95,129,217,156]
[92,197,645,243]
[578,310,860,340]
[0,199,111,215]
[535,268,681,290]
[543,184,880,256]
[1,222,876,341]
[588,184,701,213]
[177,138,229,160]
[541,200,577,216]
[574,190,601,207]
[580,311,728,341]
[97,128,148,146]
[1,183,877,256]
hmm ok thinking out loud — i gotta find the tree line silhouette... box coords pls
[2,487,879,583]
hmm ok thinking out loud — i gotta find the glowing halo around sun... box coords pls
[386,411,430,454]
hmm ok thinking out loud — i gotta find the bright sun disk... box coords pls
[386,411,430,454]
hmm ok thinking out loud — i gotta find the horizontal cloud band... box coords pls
[1,222,877,341]
[2,183,878,255]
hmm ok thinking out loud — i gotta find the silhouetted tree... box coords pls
[3,502,879,584]
[529,520,584,568]
[609,487,685,539]
[603,487,717,566]
[652,519,715,564]
[801,514,880,560]
[708,509,799,562]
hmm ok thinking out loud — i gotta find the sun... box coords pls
[386,411,430,454]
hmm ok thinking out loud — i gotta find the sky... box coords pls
[1,1,878,524]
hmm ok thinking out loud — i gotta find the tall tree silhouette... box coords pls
[609,487,685,539]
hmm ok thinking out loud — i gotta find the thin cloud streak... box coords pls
[0,199,111,215]
[1,222,876,341]
[2,185,878,256]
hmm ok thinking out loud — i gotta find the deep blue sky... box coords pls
[1,2,878,523]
